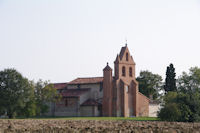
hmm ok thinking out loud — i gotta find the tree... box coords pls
[34,79,61,116]
[136,70,163,100]
[158,102,181,121]
[18,81,37,117]
[177,67,200,93]
[164,63,177,93]
[159,67,200,122]
[175,67,200,122]
[0,69,33,118]
[158,91,200,122]
[0,68,61,118]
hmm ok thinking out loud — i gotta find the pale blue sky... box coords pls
[0,0,200,82]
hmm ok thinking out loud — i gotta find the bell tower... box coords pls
[114,44,136,81]
[114,44,138,117]
[102,43,149,117]
[102,63,113,116]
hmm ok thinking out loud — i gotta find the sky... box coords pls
[0,0,200,83]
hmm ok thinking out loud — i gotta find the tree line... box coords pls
[0,69,60,118]
[137,64,200,122]
[158,66,200,122]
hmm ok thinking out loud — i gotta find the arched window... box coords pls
[125,85,129,93]
[126,53,128,61]
[122,66,126,77]
[129,67,132,77]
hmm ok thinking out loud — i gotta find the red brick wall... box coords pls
[114,46,136,81]
[137,92,149,116]
[102,67,113,116]
[102,46,149,117]
[131,80,139,117]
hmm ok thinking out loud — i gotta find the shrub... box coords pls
[158,103,181,121]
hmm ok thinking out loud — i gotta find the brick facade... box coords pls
[102,45,149,117]
[50,44,149,117]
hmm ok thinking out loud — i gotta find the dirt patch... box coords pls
[0,119,200,133]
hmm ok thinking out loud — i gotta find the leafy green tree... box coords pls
[164,63,177,93]
[34,79,60,116]
[17,81,37,117]
[187,92,200,122]
[136,70,163,100]
[158,92,184,122]
[176,67,200,122]
[0,69,33,118]
[158,102,181,121]
[175,92,191,122]
[177,67,200,93]
[158,90,200,122]
[158,67,200,122]
[163,91,177,103]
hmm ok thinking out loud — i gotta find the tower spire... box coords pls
[125,38,127,47]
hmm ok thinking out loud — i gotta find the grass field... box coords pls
[6,116,159,121]
[52,117,159,121]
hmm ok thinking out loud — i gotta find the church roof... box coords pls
[61,88,90,97]
[119,46,127,60]
[115,54,120,63]
[52,83,67,90]
[68,77,103,85]
[103,63,112,71]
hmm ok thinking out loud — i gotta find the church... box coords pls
[47,44,149,117]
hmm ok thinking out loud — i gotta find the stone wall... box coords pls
[1,120,200,133]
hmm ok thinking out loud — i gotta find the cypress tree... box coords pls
[164,63,177,93]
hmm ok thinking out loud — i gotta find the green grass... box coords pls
[3,116,159,121]
[54,117,159,121]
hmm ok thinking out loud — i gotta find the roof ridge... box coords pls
[76,76,103,79]
[53,82,68,84]
[119,46,127,60]
[66,88,91,90]
[68,76,104,85]
[138,92,150,101]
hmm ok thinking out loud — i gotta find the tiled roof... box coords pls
[53,83,67,90]
[81,99,101,106]
[103,63,112,71]
[115,54,120,63]
[119,46,126,60]
[61,88,90,97]
[68,77,103,85]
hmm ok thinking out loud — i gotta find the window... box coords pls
[125,85,129,93]
[100,82,103,92]
[122,66,126,77]
[129,67,132,77]
[126,53,128,61]
[77,84,80,89]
